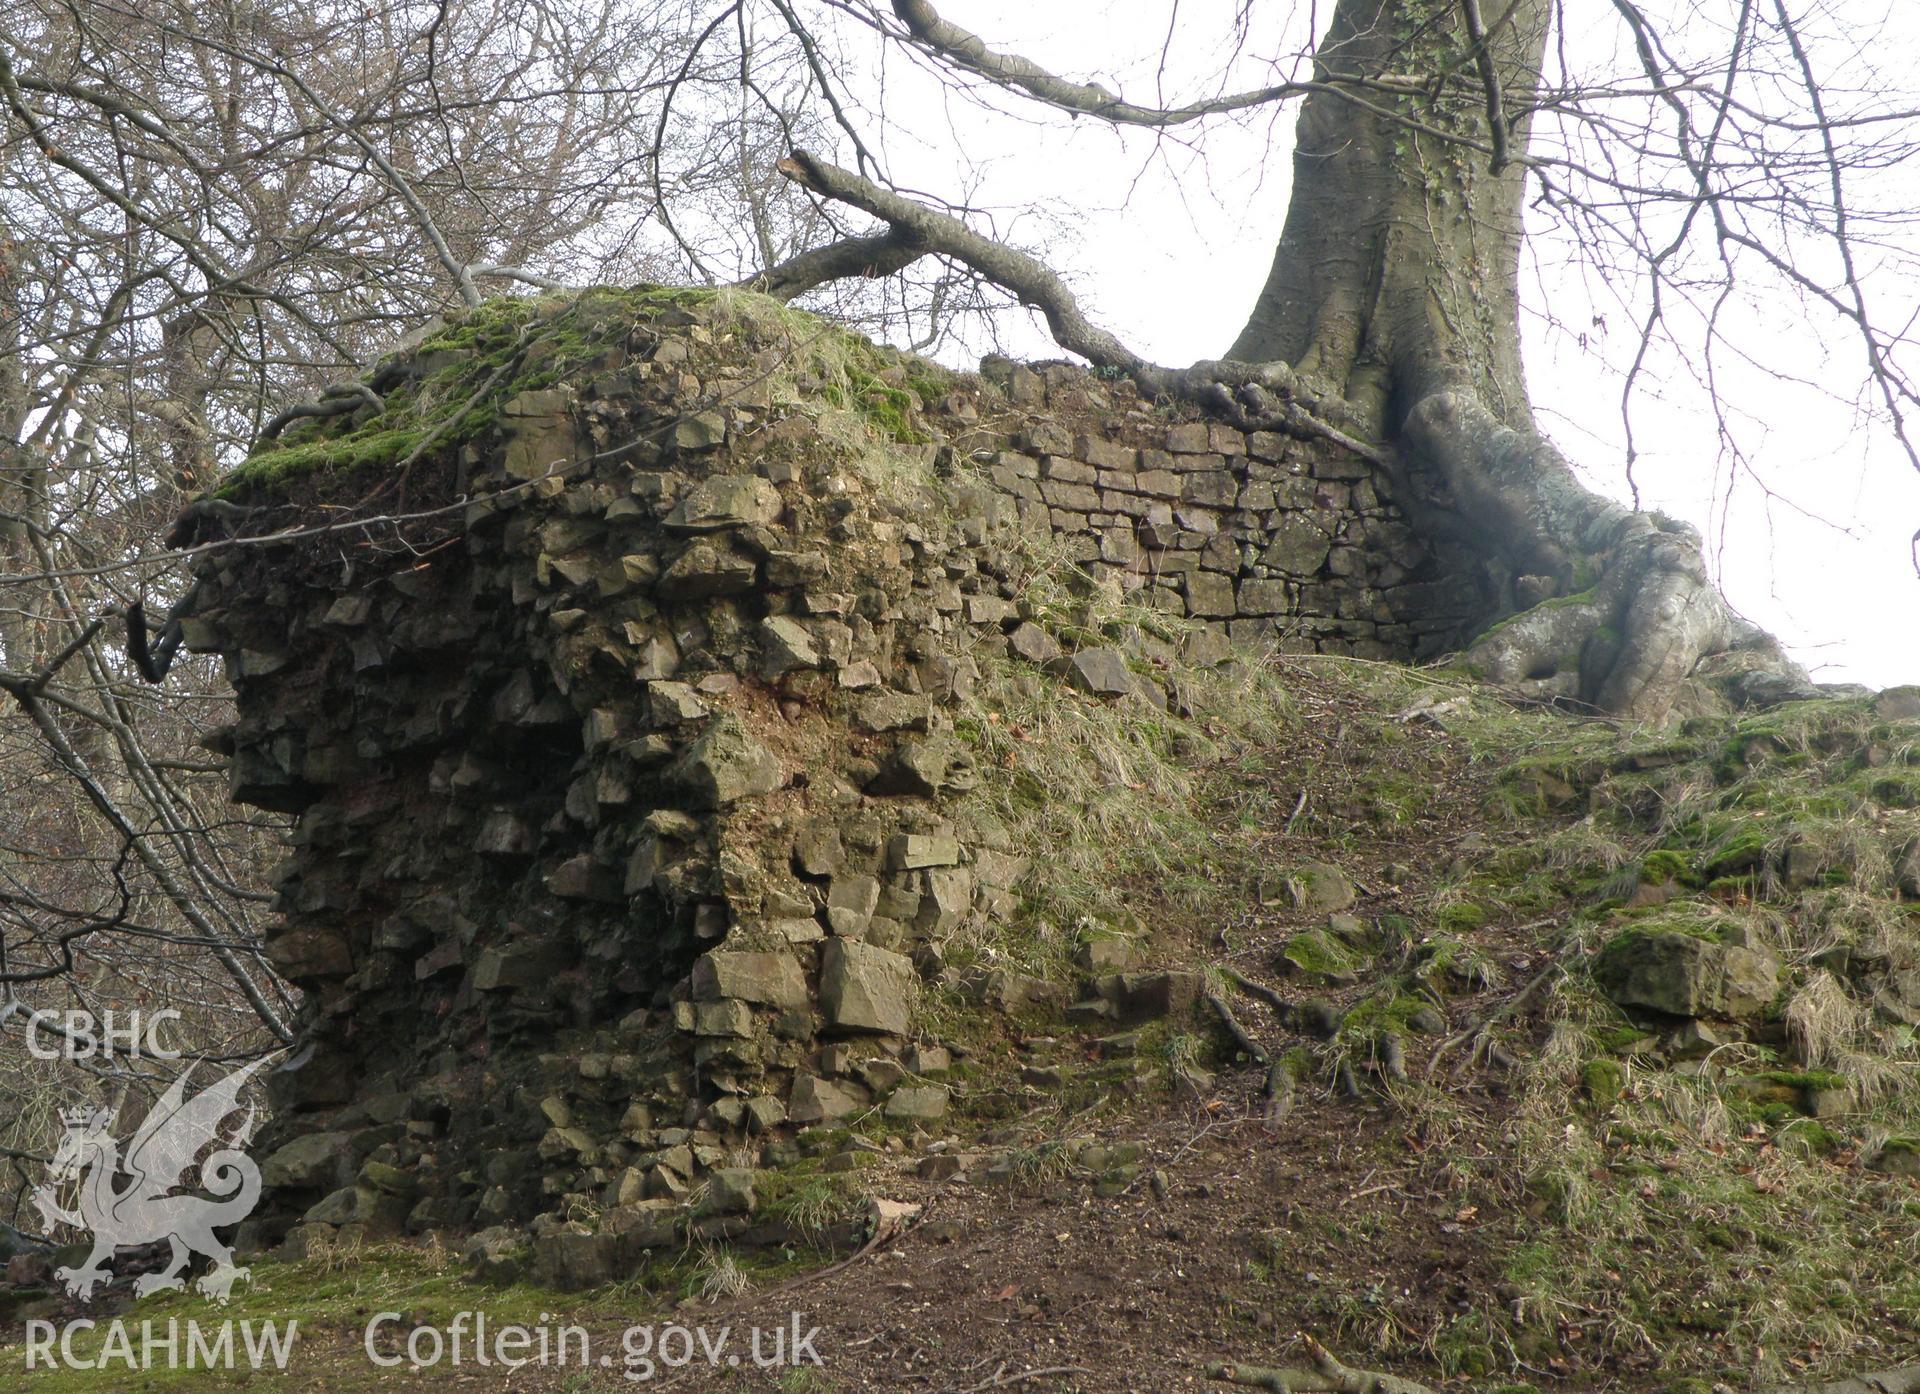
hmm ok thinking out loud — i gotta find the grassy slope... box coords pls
[12,652,1920,1393]
[998,642,1920,1391]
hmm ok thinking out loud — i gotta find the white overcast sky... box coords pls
[815,1,1920,688]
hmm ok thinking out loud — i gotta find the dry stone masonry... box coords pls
[967,357,1488,660]
[178,289,1501,1267]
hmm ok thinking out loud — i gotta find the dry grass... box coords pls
[694,1244,750,1302]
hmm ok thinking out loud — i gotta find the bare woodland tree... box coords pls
[0,0,1916,1231]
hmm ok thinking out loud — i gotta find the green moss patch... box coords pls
[1279,927,1364,981]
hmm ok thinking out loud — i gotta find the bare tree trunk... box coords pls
[1234,0,1804,722]
[1228,0,1540,430]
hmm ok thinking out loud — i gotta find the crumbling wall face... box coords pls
[192,304,1494,1256]
[966,360,1489,661]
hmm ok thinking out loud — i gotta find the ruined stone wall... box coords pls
[184,292,1494,1262]
[962,359,1486,660]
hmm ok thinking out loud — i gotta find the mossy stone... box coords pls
[1580,1058,1626,1107]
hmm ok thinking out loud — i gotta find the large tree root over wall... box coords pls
[1403,390,1812,723]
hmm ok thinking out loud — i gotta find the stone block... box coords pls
[788,1073,866,1123]
[1009,622,1062,665]
[1261,515,1334,575]
[885,1085,950,1121]
[669,717,781,807]
[820,939,916,1034]
[694,999,755,1038]
[1074,435,1130,470]
[1593,926,1780,1021]
[1059,647,1135,698]
[889,834,961,869]
[1165,422,1210,452]
[691,950,808,1009]
[260,1133,351,1191]
[1183,571,1236,618]
[665,474,780,530]
[1182,471,1238,508]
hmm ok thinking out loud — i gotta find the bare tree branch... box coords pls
[1458,0,1514,171]
[776,149,1144,371]
[738,228,925,302]
[889,0,1314,126]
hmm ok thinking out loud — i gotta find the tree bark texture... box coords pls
[1234,0,1807,722]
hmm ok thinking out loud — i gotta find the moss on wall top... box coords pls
[215,285,959,501]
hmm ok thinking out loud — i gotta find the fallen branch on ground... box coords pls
[954,1365,1093,1392]
[734,1196,920,1303]
[1428,956,1559,1077]
[1208,1335,1439,1393]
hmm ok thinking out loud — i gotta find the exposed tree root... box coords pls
[1428,959,1557,1078]
[1207,989,1269,1067]
[1221,965,1337,1041]
[1373,1032,1408,1084]
[1334,1059,1362,1098]
[1207,983,1295,1122]
[1263,1059,1295,1124]
[1223,965,1298,1020]
[1190,376,1391,470]
[1404,389,1812,723]
[1208,1336,1438,1394]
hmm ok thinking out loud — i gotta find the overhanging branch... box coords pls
[737,228,926,303]
[774,149,1145,371]
[769,149,1392,469]
[889,0,1313,126]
